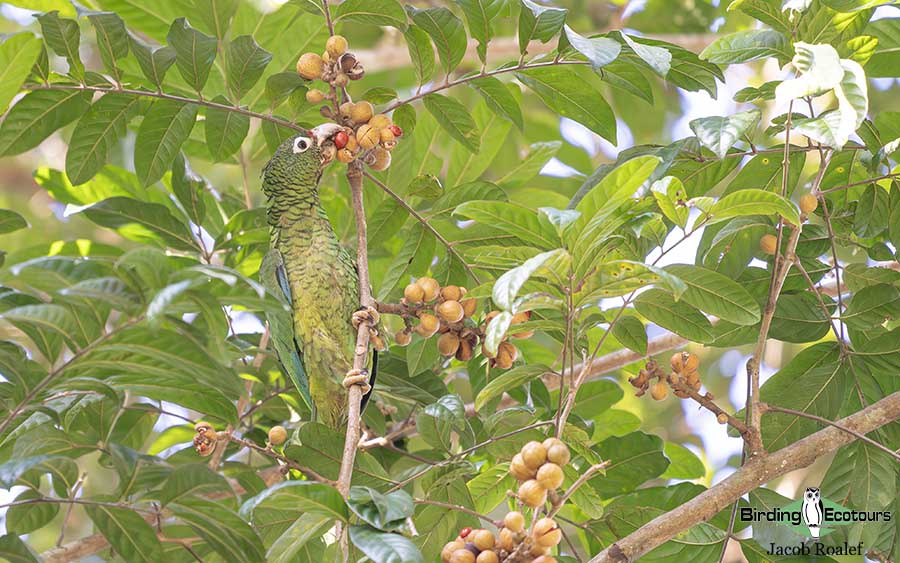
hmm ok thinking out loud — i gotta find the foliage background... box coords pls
[0,0,898,561]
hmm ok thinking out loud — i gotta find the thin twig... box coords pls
[56,473,86,547]
[413,498,500,526]
[548,461,610,518]
[225,434,336,484]
[818,172,899,194]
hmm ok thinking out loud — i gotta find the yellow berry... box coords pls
[650,381,669,400]
[536,462,564,490]
[326,34,348,58]
[509,453,535,481]
[760,234,777,255]
[333,72,348,87]
[404,282,425,303]
[437,300,465,323]
[498,528,515,551]
[415,313,439,338]
[368,146,391,171]
[670,352,685,373]
[415,277,441,302]
[460,298,477,318]
[504,511,525,533]
[800,193,818,214]
[339,102,354,117]
[476,551,499,563]
[394,329,411,347]
[296,52,323,80]
[684,353,700,372]
[336,148,354,164]
[518,479,547,508]
[511,311,530,324]
[368,114,391,130]
[455,339,473,361]
[521,441,548,469]
[379,127,395,144]
[471,529,495,551]
[442,541,464,562]
[546,442,570,466]
[356,124,379,150]
[306,89,326,104]
[533,518,561,547]
[350,101,374,124]
[717,413,728,424]
[495,341,518,369]
[268,425,287,446]
[438,332,461,356]
[450,549,476,563]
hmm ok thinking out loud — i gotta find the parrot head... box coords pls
[263,123,344,189]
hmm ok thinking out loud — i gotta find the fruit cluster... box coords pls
[397,277,480,362]
[440,438,571,563]
[629,352,702,400]
[296,35,402,171]
[481,310,533,369]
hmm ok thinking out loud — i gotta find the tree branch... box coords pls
[587,391,900,563]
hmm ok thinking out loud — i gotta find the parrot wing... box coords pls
[260,248,313,411]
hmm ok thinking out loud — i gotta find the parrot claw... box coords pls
[343,368,372,395]
[352,306,380,330]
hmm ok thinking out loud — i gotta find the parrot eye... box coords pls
[293,136,311,154]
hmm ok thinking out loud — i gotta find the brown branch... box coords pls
[818,172,899,194]
[587,391,900,563]
[670,381,752,439]
[225,434,336,484]
[548,461,610,519]
[760,403,900,463]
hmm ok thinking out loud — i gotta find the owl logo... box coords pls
[802,487,824,538]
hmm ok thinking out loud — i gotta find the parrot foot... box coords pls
[352,306,380,331]
[343,368,372,395]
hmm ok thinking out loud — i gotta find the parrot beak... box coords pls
[310,123,344,147]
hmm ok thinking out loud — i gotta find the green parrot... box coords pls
[259,124,377,429]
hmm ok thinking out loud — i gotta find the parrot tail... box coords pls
[359,350,378,413]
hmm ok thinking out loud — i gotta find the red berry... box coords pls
[389,124,403,137]
[459,527,472,538]
[334,130,349,149]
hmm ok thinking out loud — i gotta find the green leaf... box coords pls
[651,176,689,229]
[227,35,272,101]
[66,93,141,185]
[87,11,129,78]
[769,292,833,343]
[455,0,503,64]
[361,87,398,104]
[660,442,706,480]
[620,32,671,77]
[334,0,407,28]
[843,283,900,329]
[0,209,28,234]
[689,109,761,160]
[492,250,567,310]
[348,487,413,531]
[6,490,59,534]
[196,0,239,38]
[83,197,196,251]
[169,498,265,563]
[264,72,306,110]
[416,395,471,451]
[517,0,566,54]
[240,481,349,521]
[663,264,761,325]
[134,100,199,186]
[85,505,163,562]
[475,364,552,411]
[158,463,232,506]
[592,431,669,497]
[573,155,661,235]
[129,34,176,88]
[496,141,561,187]
[611,316,647,355]
[823,0,895,11]
[422,94,480,153]
[403,26,435,86]
[562,25,621,69]
[376,223,435,301]
[406,174,443,199]
[0,34,42,114]
[266,514,330,563]
[516,65,616,143]
[634,289,713,343]
[0,534,39,563]
[407,6,466,74]
[708,188,801,226]
[853,184,890,238]
[468,77,523,130]
[866,18,900,78]
[36,11,84,79]
[700,29,788,64]
[206,96,250,161]
[166,18,217,93]
[467,463,515,513]
[349,525,424,563]
[580,261,687,302]
[454,201,555,248]
[0,89,92,157]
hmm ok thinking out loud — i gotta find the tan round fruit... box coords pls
[336,148,354,164]
[495,342,518,369]
[800,193,818,214]
[296,52,323,79]
[530,544,550,556]
[511,328,534,340]
[268,425,287,445]
[650,380,669,400]
[683,353,700,372]
[518,479,547,508]
[760,234,778,255]
[542,437,563,451]
[441,285,464,302]
[449,549,476,563]
[369,114,391,130]
[416,277,441,302]
[461,298,477,317]
[368,147,391,171]
[394,329,412,347]
[717,413,728,424]
[533,518,561,547]
[437,300,465,323]
[504,511,525,533]
[345,133,358,152]
[326,34,348,58]
[509,453,535,481]
[438,332,461,356]
[511,311,530,324]
[476,551,498,563]
[404,283,425,303]
[471,529,495,551]
[670,352,686,373]
[333,72,348,87]
[350,101,374,124]
[356,124,379,150]
[415,313,440,338]
[521,441,548,469]
[455,339,473,361]
[546,442,570,466]
[536,462,564,490]
[442,541,465,562]
[306,89,326,104]
[339,101,354,117]
[498,528,515,551]
[379,127,395,145]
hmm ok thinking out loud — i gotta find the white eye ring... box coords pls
[293,136,311,154]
